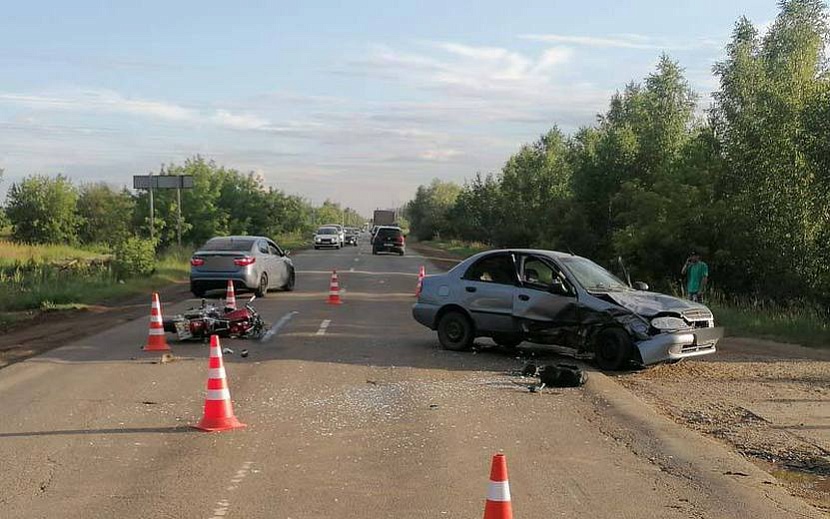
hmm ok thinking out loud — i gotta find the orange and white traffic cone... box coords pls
[415,265,426,297]
[143,292,171,352]
[483,453,513,519]
[327,270,342,305]
[225,280,237,310]
[195,335,246,432]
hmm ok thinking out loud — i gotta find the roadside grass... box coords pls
[416,238,830,349]
[416,238,489,259]
[0,242,189,313]
[0,239,109,265]
[275,232,310,253]
[708,297,830,349]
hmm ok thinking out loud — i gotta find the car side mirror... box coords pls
[633,281,649,291]
[284,250,291,256]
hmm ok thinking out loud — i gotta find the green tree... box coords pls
[77,183,135,244]
[6,174,80,244]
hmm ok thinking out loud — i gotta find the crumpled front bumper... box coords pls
[635,326,724,365]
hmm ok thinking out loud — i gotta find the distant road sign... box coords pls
[133,175,194,189]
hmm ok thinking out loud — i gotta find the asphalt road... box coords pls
[0,239,822,518]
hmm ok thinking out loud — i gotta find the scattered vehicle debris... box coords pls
[538,364,587,387]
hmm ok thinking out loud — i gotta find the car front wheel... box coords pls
[594,328,632,371]
[283,270,295,291]
[437,311,474,351]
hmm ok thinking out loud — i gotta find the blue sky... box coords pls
[0,1,781,213]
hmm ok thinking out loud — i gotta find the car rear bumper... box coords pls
[190,272,259,291]
[374,244,405,253]
[412,302,439,330]
[635,326,723,365]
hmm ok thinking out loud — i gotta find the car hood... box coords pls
[603,290,705,317]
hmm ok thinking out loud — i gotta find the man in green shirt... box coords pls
[681,250,709,302]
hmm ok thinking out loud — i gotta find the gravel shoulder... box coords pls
[617,337,830,510]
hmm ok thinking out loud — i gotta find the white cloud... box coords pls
[520,33,719,51]
[210,109,270,130]
[0,90,282,133]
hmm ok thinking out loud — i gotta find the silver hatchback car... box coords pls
[190,236,295,297]
[413,249,723,370]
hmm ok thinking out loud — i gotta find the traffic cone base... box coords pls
[143,292,171,351]
[194,336,246,432]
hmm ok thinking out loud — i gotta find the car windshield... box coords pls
[560,256,629,292]
[317,228,337,235]
[200,238,255,252]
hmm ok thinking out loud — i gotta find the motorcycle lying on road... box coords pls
[162,295,265,341]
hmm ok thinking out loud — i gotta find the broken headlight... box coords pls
[650,316,690,332]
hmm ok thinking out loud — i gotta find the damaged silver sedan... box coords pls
[412,249,723,370]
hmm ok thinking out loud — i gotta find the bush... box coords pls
[113,237,156,279]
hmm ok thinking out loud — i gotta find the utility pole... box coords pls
[148,169,154,243]
[176,185,182,247]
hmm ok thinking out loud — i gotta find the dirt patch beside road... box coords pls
[0,282,191,369]
[618,337,830,510]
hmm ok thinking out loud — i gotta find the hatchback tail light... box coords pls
[395,235,405,245]
[233,256,256,267]
[190,257,205,267]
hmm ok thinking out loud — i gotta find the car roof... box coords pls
[467,248,582,261]
[208,235,271,241]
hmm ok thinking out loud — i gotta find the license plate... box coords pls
[175,321,193,340]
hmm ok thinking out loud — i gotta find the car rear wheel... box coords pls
[190,282,205,298]
[437,311,474,351]
[594,328,632,371]
[255,273,268,298]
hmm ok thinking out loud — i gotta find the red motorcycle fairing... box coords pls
[223,308,253,320]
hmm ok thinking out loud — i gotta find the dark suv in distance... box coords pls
[372,226,405,256]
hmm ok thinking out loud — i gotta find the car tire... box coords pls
[437,311,475,351]
[593,327,632,371]
[494,335,523,349]
[398,251,405,256]
[255,274,268,298]
[283,270,295,291]
[314,246,319,250]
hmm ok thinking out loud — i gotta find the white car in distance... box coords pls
[313,226,342,249]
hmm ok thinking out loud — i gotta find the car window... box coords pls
[268,244,280,255]
[521,257,555,286]
[463,254,517,285]
[377,228,401,238]
[520,255,574,295]
[201,238,256,251]
[258,240,269,254]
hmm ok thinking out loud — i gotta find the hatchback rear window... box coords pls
[200,238,256,251]
[377,228,402,238]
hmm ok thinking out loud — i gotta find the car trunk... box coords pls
[194,251,247,272]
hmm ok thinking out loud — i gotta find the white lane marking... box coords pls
[209,461,255,519]
[353,257,359,262]
[260,311,299,343]
[349,267,355,272]
[315,319,331,336]
[296,270,417,277]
